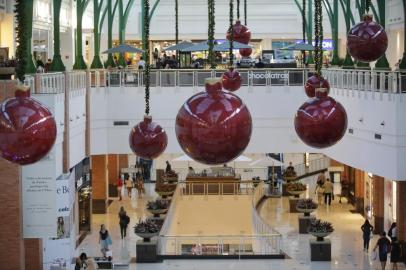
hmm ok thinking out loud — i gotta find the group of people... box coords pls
[314,173,334,205]
[117,165,146,200]
[362,220,401,270]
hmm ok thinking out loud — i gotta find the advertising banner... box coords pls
[22,151,57,238]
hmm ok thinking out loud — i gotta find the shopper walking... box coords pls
[314,183,324,205]
[390,238,401,270]
[361,219,374,251]
[323,178,333,205]
[373,231,391,270]
[119,207,130,239]
[117,176,123,201]
[136,173,145,198]
[316,172,326,186]
[99,224,112,258]
[388,222,397,242]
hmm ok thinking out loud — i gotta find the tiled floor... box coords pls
[76,177,406,270]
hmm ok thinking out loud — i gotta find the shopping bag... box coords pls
[370,250,377,261]
[106,235,113,245]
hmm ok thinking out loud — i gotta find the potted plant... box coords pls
[155,183,177,197]
[134,219,160,242]
[286,182,307,197]
[309,219,334,241]
[296,198,318,216]
[146,199,169,216]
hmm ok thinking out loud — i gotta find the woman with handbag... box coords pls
[99,224,112,257]
[361,219,374,251]
[314,183,324,205]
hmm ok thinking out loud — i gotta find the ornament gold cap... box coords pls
[14,84,30,98]
[205,77,222,85]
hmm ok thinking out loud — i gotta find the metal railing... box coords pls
[323,69,406,94]
[158,183,282,256]
[251,182,282,253]
[68,71,87,92]
[179,181,256,196]
[95,68,306,88]
[293,157,330,178]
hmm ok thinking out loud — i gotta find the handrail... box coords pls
[292,157,330,178]
[178,181,257,196]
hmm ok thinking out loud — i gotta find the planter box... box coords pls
[310,238,331,261]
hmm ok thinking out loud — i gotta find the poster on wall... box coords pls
[22,152,57,238]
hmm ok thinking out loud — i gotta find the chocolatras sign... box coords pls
[249,72,288,85]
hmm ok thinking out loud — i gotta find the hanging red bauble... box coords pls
[226,20,251,44]
[239,48,252,57]
[129,116,168,159]
[175,78,252,165]
[0,86,57,165]
[294,88,347,149]
[347,14,388,63]
[222,67,242,92]
[305,75,330,97]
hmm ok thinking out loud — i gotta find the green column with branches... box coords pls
[375,0,390,70]
[323,0,340,65]
[73,0,90,70]
[90,0,104,69]
[341,0,354,69]
[50,0,65,71]
[116,0,136,67]
[104,0,119,67]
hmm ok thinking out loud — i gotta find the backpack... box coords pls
[382,241,391,254]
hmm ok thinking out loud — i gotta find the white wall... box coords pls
[68,89,86,168]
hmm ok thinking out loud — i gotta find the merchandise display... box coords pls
[0,86,57,165]
[347,14,388,63]
[175,77,252,164]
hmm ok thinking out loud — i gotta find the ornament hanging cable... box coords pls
[365,0,371,13]
[244,0,247,25]
[314,0,323,76]
[236,0,240,20]
[15,0,27,84]
[144,0,150,115]
[229,0,234,66]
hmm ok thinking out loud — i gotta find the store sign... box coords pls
[249,72,288,85]
[22,152,57,238]
[295,39,334,50]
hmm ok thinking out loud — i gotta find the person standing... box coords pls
[316,172,326,186]
[361,219,374,251]
[165,161,172,174]
[117,176,123,201]
[390,238,401,270]
[323,178,333,205]
[314,183,324,205]
[99,224,111,257]
[119,207,130,239]
[125,177,133,198]
[373,231,392,270]
[136,173,145,198]
[388,222,397,242]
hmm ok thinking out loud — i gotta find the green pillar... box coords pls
[342,0,354,69]
[330,0,340,65]
[307,0,314,64]
[50,0,65,71]
[91,0,103,69]
[400,0,406,70]
[105,0,116,67]
[73,0,88,70]
[375,0,390,70]
[117,0,127,67]
[25,0,36,74]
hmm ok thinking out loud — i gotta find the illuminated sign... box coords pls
[295,39,334,50]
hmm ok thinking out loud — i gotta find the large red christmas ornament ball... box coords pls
[239,48,252,57]
[347,14,388,63]
[305,75,330,97]
[0,86,57,165]
[175,78,252,165]
[222,67,242,92]
[226,20,251,44]
[129,116,168,159]
[294,88,347,149]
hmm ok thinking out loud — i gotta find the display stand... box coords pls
[289,197,301,213]
[136,238,159,263]
[298,215,315,234]
[310,238,331,261]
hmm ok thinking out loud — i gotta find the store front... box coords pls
[75,157,92,234]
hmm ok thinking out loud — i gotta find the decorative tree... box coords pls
[208,0,216,69]
[322,0,340,66]
[294,0,313,63]
[117,0,136,67]
[49,0,65,71]
[341,0,355,69]
[90,0,105,69]
[15,0,28,83]
[73,0,90,70]
[141,0,162,59]
[104,0,119,67]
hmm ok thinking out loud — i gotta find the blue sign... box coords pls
[295,39,334,50]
